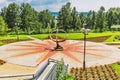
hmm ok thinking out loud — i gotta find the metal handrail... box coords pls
[0,73,34,78]
[40,63,57,80]
[0,58,68,80]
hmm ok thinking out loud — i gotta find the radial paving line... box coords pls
[0,40,120,68]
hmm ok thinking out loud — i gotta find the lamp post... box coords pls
[15,22,19,41]
[81,28,90,71]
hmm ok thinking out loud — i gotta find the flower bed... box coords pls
[114,35,120,40]
[0,39,28,45]
[70,64,119,80]
[0,39,18,44]
[85,35,111,42]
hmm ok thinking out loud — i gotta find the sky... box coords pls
[0,0,120,12]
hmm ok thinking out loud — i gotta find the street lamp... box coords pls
[81,27,90,71]
[14,22,19,41]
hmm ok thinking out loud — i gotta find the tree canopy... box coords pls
[0,2,120,34]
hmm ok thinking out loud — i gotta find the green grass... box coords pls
[111,63,120,75]
[31,34,49,39]
[0,35,31,45]
[104,32,120,42]
[0,41,4,45]
[31,32,120,42]
[0,35,30,40]
[0,31,120,45]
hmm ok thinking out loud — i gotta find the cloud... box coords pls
[15,0,32,4]
[70,0,120,12]
[30,0,69,6]
[32,0,120,12]
[0,0,120,12]
[0,0,9,10]
[0,0,8,5]
[0,0,6,4]
[31,0,69,11]
[6,0,15,1]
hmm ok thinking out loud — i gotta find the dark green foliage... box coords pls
[20,3,39,34]
[0,2,55,34]
[5,2,20,29]
[1,7,7,20]
[86,10,95,29]
[106,11,114,30]
[57,2,82,32]
[114,35,120,41]
[106,8,120,30]
[38,9,55,31]
[55,59,74,80]
[71,7,81,31]
[0,16,8,35]
[0,2,120,34]
[57,2,72,31]
[94,6,106,32]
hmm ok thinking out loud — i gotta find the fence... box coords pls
[0,58,68,80]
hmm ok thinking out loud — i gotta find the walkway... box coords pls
[0,39,120,68]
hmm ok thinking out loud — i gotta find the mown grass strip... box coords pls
[111,63,120,75]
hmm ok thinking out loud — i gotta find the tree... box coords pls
[0,16,8,35]
[71,7,81,31]
[86,10,95,29]
[5,2,20,29]
[20,3,39,34]
[57,2,72,31]
[107,8,120,26]
[106,11,113,30]
[94,6,106,32]
[1,7,7,21]
[38,9,55,29]
[13,25,20,40]
[79,12,86,28]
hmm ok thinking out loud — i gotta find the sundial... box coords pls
[49,29,67,51]
[0,29,120,68]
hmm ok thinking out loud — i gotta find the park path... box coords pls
[26,35,40,40]
[105,42,120,49]
[27,35,120,49]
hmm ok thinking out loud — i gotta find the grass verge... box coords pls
[111,63,120,75]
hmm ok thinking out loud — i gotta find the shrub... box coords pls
[0,59,6,65]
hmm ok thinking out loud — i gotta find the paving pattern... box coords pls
[0,40,120,68]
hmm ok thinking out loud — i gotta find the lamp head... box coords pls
[81,28,90,34]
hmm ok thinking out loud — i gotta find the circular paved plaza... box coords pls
[0,40,120,68]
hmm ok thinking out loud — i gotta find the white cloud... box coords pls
[0,0,6,4]
[0,0,9,11]
[16,0,32,3]
[33,0,120,12]
[33,1,67,12]
[70,0,120,12]
[0,0,8,5]
[26,0,32,3]
[0,0,120,12]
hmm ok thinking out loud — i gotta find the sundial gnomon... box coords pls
[49,29,67,51]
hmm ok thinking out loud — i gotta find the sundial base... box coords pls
[54,43,63,51]
[54,47,63,51]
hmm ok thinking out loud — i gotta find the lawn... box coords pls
[0,32,120,45]
[111,63,120,75]
[0,35,29,40]
[0,35,30,45]
[31,31,120,42]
